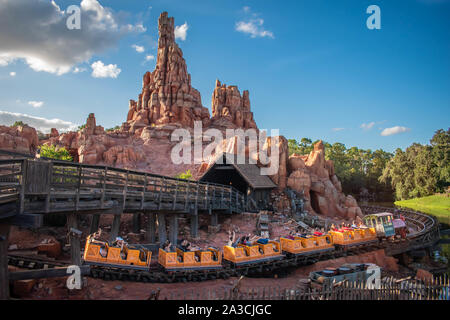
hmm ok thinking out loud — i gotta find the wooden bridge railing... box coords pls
[0,158,247,217]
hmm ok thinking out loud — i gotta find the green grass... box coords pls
[395,195,450,225]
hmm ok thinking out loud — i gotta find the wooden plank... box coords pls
[158,178,165,210]
[122,171,129,211]
[75,165,82,211]
[172,180,179,210]
[19,160,26,214]
[157,213,167,244]
[109,214,122,243]
[9,266,90,281]
[146,213,156,243]
[0,222,11,300]
[67,213,81,266]
[140,173,147,210]
[89,214,100,234]
[10,213,43,228]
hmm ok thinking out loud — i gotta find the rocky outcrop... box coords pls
[126,12,210,131]
[211,80,257,130]
[0,125,39,154]
[284,140,363,220]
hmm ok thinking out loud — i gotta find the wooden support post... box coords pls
[19,160,27,214]
[158,178,165,210]
[190,209,199,238]
[109,213,122,243]
[146,213,156,243]
[211,211,219,227]
[122,171,129,211]
[132,213,141,234]
[168,214,178,245]
[67,213,81,266]
[89,214,100,234]
[157,213,167,245]
[100,168,107,209]
[0,222,11,300]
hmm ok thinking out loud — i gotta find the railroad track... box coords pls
[8,206,441,283]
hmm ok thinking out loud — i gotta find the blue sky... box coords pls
[0,0,449,152]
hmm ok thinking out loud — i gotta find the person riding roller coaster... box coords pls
[112,236,127,260]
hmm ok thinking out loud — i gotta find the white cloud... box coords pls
[145,55,155,61]
[73,67,86,73]
[28,101,44,108]
[332,128,345,132]
[360,122,375,130]
[175,22,189,41]
[132,44,145,53]
[235,7,274,39]
[380,126,411,136]
[9,71,16,77]
[0,0,145,75]
[91,60,121,78]
[0,110,78,133]
[236,19,274,38]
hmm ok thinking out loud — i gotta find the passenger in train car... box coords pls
[89,228,102,244]
[180,239,191,252]
[227,230,236,247]
[286,231,296,240]
[112,237,127,259]
[162,240,173,252]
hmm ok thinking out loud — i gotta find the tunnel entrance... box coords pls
[199,164,249,194]
[310,190,321,214]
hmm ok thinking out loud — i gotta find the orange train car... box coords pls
[83,235,151,270]
[223,240,283,265]
[329,227,377,248]
[280,234,334,256]
[158,247,222,271]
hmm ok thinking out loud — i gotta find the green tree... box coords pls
[39,145,73,161]
[175,169,193,180]
[430,128,450,192]
[11,121,26,127]
[380,129,449,200]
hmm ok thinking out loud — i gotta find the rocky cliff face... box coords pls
[285,140,363,220]
[210,80,257,130]
[0,125,38,155]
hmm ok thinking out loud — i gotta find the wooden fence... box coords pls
[0,158,247,217]
[149,277,450,300]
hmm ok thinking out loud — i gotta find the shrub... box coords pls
[175,169,193,180]
[11,121,26,127]
[39,144,73,161]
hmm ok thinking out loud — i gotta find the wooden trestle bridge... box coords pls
[0,154,247,299]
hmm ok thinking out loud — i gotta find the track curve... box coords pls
[8,205,442,283]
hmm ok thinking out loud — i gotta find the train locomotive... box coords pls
[83,212,407,274]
